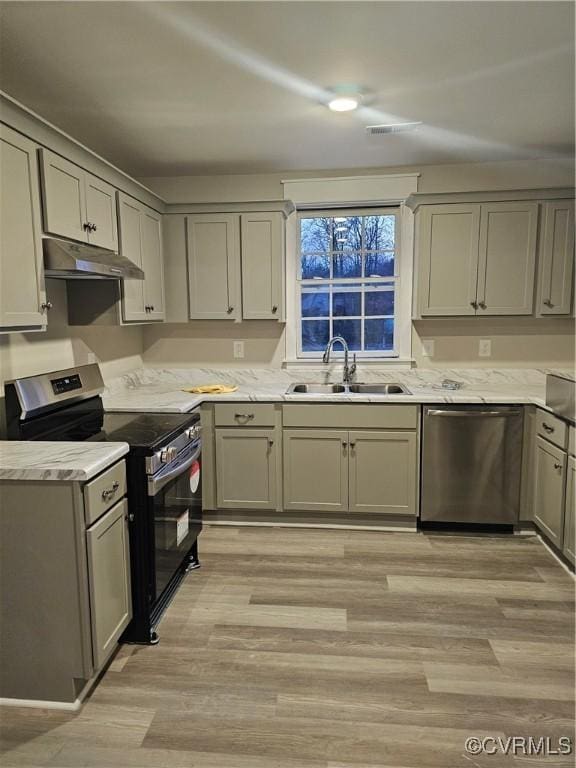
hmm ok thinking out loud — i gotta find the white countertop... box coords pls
[101,366,564,414]
[0,441,129,482]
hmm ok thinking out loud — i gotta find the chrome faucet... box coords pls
[322,336,357,384]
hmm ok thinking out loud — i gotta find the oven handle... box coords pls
[147,443,201,496]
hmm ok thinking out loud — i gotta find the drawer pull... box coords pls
[235,413,254,420]
[470,300,478,309]
[542,423,554,433]
[101,481,120,501]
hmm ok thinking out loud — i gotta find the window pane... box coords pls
[364,215,395,251]
[365,318,394,351]
[333,253,362,278]
[365,252,395,277]
[333,319,361,350]
[302,320,330,351]
[333,291,361,317]
[301,288,329,317]
[332,216,361,251]
[365,289,394,316]
[301,217,330,253]
[301,253,330,279]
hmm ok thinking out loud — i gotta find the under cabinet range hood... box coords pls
[42,238,145,280]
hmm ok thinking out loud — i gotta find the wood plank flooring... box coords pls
[1,526,574,767]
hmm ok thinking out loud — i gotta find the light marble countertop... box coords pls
[101,366,570,414]
[0,441,129,482]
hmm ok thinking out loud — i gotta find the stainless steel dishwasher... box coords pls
[421,405,523,525]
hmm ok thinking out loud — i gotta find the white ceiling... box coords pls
[0,1,574,178]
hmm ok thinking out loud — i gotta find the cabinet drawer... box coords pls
[282,404,418,430]
[536,409,567,449]
[83,460,127,526]
[214,403,276,427]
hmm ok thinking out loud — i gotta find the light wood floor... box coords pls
[1,526,574,768]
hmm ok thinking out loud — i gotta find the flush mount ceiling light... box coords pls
[328,95,360,112]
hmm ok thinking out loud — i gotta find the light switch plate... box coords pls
[422,339,435,358]
[479,339,492,357]
[233,341,245,359]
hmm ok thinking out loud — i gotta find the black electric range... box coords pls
[4,364,203,644]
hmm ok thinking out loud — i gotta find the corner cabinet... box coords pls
[0,124,47,330]
[417,201,537,316]
[537,201,575,316]
[40,149,118,251]
[118,192,165,322]
[185,210,285,321]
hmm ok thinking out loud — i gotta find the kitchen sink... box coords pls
[348,383,411,394]
[286,382,411,395]
[288,383,347,394]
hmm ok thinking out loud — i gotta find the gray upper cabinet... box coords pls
[187,214,241,320]
[118,192,165,322]
[40,149,118,251]
[215,428,278,509]
[0,124,47,330]
[417,200,539,317]
[417,204,480,316]
[348,430,417,516]
[241,212,284,320]
[476,202,537,315]
[537,201,575,316]
[533,435,566,548]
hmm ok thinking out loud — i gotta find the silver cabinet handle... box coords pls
[41,301,53,311]
[83,222,91,232]
[101,480,120,501]
[227,306,234,314]
[268,438,274,446]
[272,305,278,314]
[349,440,356,449]
[554,462,562,470]
[470,301,478,309]
[234,413,254,420]
[542,422,554,433]
[543,299,554,308]
[478,301,487,309]
[91,224,97,232]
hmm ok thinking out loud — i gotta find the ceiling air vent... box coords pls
[366,122,422,135]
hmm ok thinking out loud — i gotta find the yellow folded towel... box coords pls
[184,384,238,395]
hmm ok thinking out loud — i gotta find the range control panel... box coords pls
[51,373,82,396]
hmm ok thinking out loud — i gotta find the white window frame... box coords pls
[284,204,414,365]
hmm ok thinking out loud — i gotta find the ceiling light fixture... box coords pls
[328,96,360,112]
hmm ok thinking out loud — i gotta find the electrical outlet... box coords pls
[233,341,245,359]
[479,339,492,357]
[422,339,435,358]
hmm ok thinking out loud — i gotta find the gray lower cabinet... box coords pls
[0,460,131,705]
[86,498,132,670]
[348,430,417,515]
[533,435,566,548]
[283,429,348,512]
[563,456,575,565]
[283,428,418,516]
[215,428,278,509]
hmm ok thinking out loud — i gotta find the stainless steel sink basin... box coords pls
[348,383,411,395]
[286,382,411,395]
[288,383,347,394]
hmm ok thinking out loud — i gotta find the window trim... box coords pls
[286,205,414,363]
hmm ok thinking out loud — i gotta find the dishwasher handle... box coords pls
[427,408,522,417]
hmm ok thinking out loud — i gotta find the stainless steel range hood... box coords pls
[43,238,145,280]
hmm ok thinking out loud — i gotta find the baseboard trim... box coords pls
[204,518,418,532]
[0,695,82,712]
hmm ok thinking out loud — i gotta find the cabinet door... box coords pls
[141,206,165,321]
[477,202,538,315]
[241,212,283,320]
[118,192,146,321]
[215,429,278,509]
[537,201,575,316]
[85,173,118,251]
[283,429,348,512]
[563,456,575,565]
[348,431,417,516]
[418,204,480,316]
[40,149,88,243]
[533,436,566,548]
[86,498,132,671]
[187,214,241,320]
[0,125,47,329]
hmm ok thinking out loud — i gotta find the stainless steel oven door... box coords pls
[147,440,202,600]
